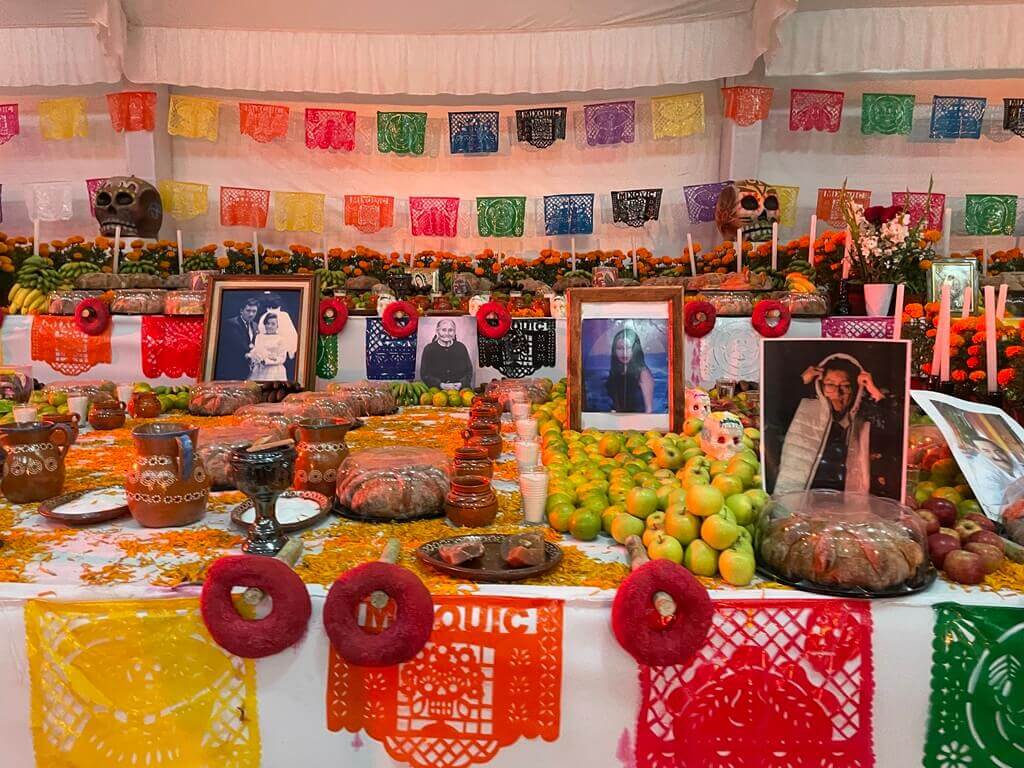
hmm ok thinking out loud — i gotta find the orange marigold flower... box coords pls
[969,371,986,382]
[904,303,924,319]
[1006,346,1023,358]
[922,362,933,376]
[967,356,980,369]
[215,256,229,268]
[952,370,968,382]
[998,368,1014,387]
[973,332,986,343]
[949,334,965,347]
[926,328,938,338]
[967,345,981,356]
[924,229,942,243]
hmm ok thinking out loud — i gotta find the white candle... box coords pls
[960,288,972,318]
[770,222,778,272]
[735,230,743,273]
[983,247,989,277]
[997,284,1008,319]
[984,286,998,393]
[687,233,697,276]
[571,236,576,271]
[32,220,40,257]
[631,236,638,278]
[808,215,817,263]
[942,208,952,257]
[939,284,952,382]
[842,226,851,280]
[176,229,184,273]
[892,284,906,340]
[113,225,121,273]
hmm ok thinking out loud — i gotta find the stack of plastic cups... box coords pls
[515,418,538,441]
[514,438,540,470]
[519,465,548,525]
[510,401,532,421]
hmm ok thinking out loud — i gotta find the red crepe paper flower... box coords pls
[381,300,419,339]
[863,205,902,226]
[74,298,111,336]
[201,555,312,658]
[684,300,717,338]
[751,300,791,338]
[319,297,349,336]
[476,301,512,339]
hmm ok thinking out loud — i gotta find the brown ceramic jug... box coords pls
[130,391,162,419]
[0,421,73,503]
[88,401,127,430]
[126,422,210,527]
[445,475,498,527]
[288,417,352,498]
[461,423,503,460]
[46,412,81,444]
[452,446,493,480]
[469,402,501,427]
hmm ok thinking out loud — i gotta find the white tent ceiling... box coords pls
[2,0,1023,94]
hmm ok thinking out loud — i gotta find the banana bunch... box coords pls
[119,259,161,276]
[9,256,62,314]
[784,258,816,280]
[785,271,817,294]
[315,268,347,292]
[58,261,101,291]
[184,253,217,272]
[388,380,430,407]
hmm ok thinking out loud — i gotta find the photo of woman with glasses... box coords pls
[761,340,910,501]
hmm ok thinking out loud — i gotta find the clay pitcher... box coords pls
[462,422,503,460]
[130,391,162,419]
[289,417,352,498]
[0,421,73,503]
[126,422,210,528]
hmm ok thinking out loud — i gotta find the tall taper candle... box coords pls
[176,229,184,273]
[960,288,972,318]
[570,236,576,271]
[253,230,260,274]
[943,208,952,257]
[113,225,121,273]
[770,222,778,272]
[32,220,40,257]
[808,215,817,263]
[997,284,1008,319]
[735,229,743,273]
[985,286,997,393]
[892,284,905,340]
[687,233,697,276]
[939,284,952,382]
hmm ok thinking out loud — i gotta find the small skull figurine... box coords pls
[93,176,163,238]
[714,179,780,242]
[685,388,712,420]
[700,411,745,461]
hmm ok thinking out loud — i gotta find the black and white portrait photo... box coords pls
[761,338,910,501]
[201,275,318,389]
[415,316,477,390]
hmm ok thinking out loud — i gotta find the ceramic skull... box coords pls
[714,179,780,242]
[685,388,712,420]
[93,176,163,238]
[700,411,745,461]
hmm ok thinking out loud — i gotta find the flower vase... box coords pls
[863,283,895,317]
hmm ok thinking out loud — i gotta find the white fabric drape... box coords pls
[768,2,1024,76]
[0,25,120,87]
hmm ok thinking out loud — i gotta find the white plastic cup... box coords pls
[116,384,134,406]
[13,405,37,424]
[510,402,532,421]
[514,439,540,468]
[67,396,89,423]
[518,466,549,524]
[515,419,538,441]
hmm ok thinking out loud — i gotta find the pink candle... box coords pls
[939,284,952,382]
[960,289,972,318]
[996,284,1009,319]
[984,286,997,393]
[808,214,817,263]
[892,284,905,340]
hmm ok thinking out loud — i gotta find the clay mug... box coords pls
[461,422,503,460]
[0,421,73,503]
[288,417,353,498]
[126,422,209,528]
[130,391,162,419]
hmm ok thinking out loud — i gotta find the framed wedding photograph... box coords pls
[929,259,978,313]
[760,337,911,501]
[200,274,319,389]
[567,287,684,432]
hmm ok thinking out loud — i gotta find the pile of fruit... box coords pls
[133,383,191,413]
[8,256,64,315]
[536,396,763,585]
[387,381,475,408]
[1,389,75,424]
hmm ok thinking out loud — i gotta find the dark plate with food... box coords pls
[416,532,562,582]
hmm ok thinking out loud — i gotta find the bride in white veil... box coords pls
[257,294,299,361]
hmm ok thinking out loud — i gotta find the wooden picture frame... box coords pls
[200,274,320,390]
[566,287,685,432]
[929,258,978,313]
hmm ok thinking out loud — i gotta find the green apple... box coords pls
[626,486,660,519]
[709,460,730,477]
[642,512,667,547]
[701,513,741,550]
[598,433,623,458]
[719,548,756,586]
[545,493,575,514]
[685,456,710,472]
[712,473,744,498]
[580,495,609,515]
[743,488,769,513]
[647,533,684,564]
[684,539,719,576]
[682,417,704,437]
[570,510,602,541]
[547,506,574,532]
[665,487,687,509]
[665,508,700,545]
[685,484,725,517]
[743,427,760,443]
[680,447,704,462]
[680,469,710,488]
[610,513,645,544]
[725,494,755,526]
[957,499,984,518]
[652,468,676,480]
[725,458,757,488]
[655,484,677,510]
[654,441,685,470]
[601,505,623,532]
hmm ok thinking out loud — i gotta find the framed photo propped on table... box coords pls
[199,274,320,389]
[566,287,685,432]
[929,259,978,313]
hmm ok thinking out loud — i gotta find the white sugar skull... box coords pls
[685,388,711,420]
[700,411,745,461]
[376,294,396,316]
[468,293,492,317]
[547,294,567,319]
[714,179,780,242]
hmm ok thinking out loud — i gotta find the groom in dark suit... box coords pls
[215,298,260,380]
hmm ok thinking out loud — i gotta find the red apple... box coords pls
[962,512,997,532]
[964,543,1004,574]
[954,520,984,542]
[928,533,961,567]
[939,526,961,542]
[965,529,1005,553]
[914,509,941,536]
[943,550,986,585]
[923,498,957,527]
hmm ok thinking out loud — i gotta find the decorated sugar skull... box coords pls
[376,294,397,316]
[547,294,567,319]
[92,176,163,238]
[714,179,780,242]
[685,388,711,420]
[700,411,744,461]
